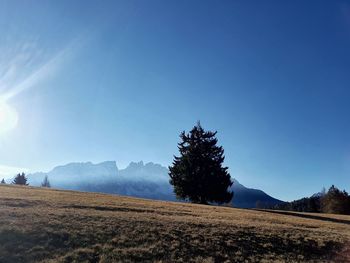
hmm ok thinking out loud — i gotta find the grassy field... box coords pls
[0,185,350,262]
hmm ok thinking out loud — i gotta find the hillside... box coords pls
[231,179,283,208]
[27,161,282,208]
[0,185,350,262]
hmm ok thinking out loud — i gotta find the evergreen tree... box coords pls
[1,178,5,184]
[169,122,233,204]
[321,185,350,214]
[12,173,29,186]
[41,175,51,188]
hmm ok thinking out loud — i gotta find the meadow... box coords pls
[0,184,349,262]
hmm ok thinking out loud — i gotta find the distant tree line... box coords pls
[265,185,350,215]
[0,173,51,188]
[12,173,29,185]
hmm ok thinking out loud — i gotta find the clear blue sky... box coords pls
[0,0,349,201]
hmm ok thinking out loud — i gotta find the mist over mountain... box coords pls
[28,161,118,187]
[28,161,282,208]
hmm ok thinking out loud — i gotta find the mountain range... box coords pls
[28,161,283,208]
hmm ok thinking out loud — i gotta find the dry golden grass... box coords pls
[1,184,350,262]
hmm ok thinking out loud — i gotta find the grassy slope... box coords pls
[0,185,350,263]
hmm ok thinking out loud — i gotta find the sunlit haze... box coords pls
[0,102,18,135]
[0,1,350,201]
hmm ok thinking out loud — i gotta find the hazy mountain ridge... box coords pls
[28,161,282,208]
[231,179,283,208]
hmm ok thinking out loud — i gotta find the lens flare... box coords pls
[0,102,18,135]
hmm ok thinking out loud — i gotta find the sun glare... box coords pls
[0,102,18,135]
